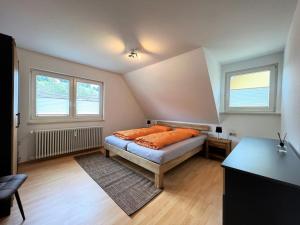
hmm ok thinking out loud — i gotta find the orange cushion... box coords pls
[151,125,172,132]
[174,128,200,137]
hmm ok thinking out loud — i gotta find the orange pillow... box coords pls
[174,128,200,137]
[151,125,172,132]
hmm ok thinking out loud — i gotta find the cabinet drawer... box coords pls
[208,142,226,149]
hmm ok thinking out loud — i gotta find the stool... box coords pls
[0,174,27,220]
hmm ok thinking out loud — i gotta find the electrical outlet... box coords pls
[229,132,237,137]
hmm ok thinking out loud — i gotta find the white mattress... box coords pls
[126,135,207,164]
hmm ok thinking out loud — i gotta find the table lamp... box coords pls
[216,126,222,139]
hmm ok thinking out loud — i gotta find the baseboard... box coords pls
[18,147,103,166]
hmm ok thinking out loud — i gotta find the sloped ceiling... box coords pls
[203,48,221,114]
[282,0,300,152]
[0,0,297,73]
[124,48,220,124]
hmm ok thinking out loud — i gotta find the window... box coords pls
[76,81,101,116]
[31,69,103,121]
[36,75,71,116]
[225,65,277,113]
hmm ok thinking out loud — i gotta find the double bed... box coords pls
[104,121,209,188]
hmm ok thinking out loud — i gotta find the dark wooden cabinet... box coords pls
[0,33,19,217]
[222,137,300,225]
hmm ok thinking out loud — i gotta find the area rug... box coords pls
[74,152,162,215]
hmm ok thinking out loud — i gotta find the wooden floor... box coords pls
[0,149,223,225]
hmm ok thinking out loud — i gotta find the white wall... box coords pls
[124,48,219,124]
[282,1,300,152]
[217,114,281,148]
[17,48,146,162]
[215,52,284,147]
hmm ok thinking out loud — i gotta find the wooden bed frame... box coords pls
[104,121,210,189]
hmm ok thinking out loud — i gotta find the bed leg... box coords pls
[105,149,110,158]
[155,173,164,189]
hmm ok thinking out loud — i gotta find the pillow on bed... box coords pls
[174,128,200,137]
[151,125,172,132]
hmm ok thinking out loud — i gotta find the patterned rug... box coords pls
[74,152,162,215]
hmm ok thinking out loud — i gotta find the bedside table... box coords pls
[205,137,232,159]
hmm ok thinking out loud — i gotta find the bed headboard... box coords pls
[155,120,210,132]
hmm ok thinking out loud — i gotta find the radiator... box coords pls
[35,126,103,159]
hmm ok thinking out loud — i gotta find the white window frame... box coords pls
[30,69,104,123]
[224,64,278,113]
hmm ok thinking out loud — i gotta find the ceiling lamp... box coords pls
[128,48,138,59]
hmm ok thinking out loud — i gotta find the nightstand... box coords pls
[205,136,232,159]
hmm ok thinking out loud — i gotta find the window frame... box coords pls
[224,64,278,113]
[30,69,104,123]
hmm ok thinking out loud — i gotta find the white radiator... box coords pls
[35,126,103,159]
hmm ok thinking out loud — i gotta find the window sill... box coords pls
[220,112,281,116]
[27,118,104,125]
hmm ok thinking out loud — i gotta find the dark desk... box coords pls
[222,137,300,225]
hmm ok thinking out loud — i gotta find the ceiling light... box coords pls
[128,49,138,59]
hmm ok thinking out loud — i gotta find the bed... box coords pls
[104,121,210,188]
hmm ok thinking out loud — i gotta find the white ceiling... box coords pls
[0,0,297,73]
